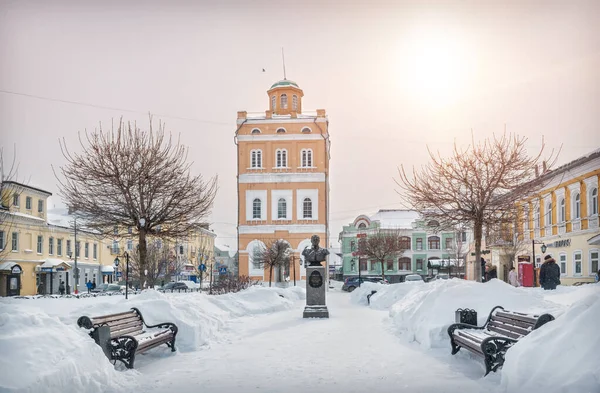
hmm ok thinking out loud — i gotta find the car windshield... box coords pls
[107,285,121,290]
[405,275,422,281]
[97,284,109,290]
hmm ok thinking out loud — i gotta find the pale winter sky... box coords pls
[1,0,599,250]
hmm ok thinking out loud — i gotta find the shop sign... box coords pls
[547,239,571,248]
[11,265,22,274]
[41,267,53,272]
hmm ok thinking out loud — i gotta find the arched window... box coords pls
[574,193,580,219]
[428,220,439,227]
[559,198,565,223]
[303,198,313,219]
[398,257,411,271]
[399,236,411,250]
[250,150,262,168]
[358,223,367,229]
[276,149,288,168]
[271,96,276,111]
[277,198,287,219]
[546,202,553,225]
[292,95,298,111]
[252,198,262,219]
[280,94,288,109]
[276,127,286,133]
[301,127,311,133]
[251,128,261,134]
[590,188,598,216]
[301,149,313,167]
[428,236,440,250]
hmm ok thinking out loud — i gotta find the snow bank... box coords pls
[349,281,388,305]
[0,286,304,392]
[0,304,138,393]
[351,281,425,310]
[501,292,600,393]
[389,279,560,349]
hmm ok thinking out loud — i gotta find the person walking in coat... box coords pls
[86,280,93,293]
[59,281,66,295]
[508,266,519,287]
[485,263,498,281]
[539,255,561,290]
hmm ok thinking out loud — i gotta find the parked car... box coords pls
[430,274,450,281]
[91,283,123,294]
[404,274,424,282]
[342,276,387,292]
[159,282,189,292]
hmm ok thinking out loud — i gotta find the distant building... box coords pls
[339,210,472,282]
[214,244,238,277]
[236,79,331,283]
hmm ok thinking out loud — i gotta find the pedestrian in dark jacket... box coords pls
[539,255,561,290]
[485,263,498,280]
[481,258,487,282]
[59,281,66,295]
[86,280,93,293]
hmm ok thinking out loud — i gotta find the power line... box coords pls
[0,89,231,126]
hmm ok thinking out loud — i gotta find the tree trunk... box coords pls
[138,229,147,288]
[474,219,483,283]
[381,260,386,282]
[269,264,273,287]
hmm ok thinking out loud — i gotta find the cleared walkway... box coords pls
[139,290,497,393]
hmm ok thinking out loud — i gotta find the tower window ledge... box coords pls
[247,220,267,225]
[272,167,291,171]
[298,219,318,223]
[297,166,316,170]
[246,167,265,171]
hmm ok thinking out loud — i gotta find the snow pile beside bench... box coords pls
[389,279,559,349]
[0,286,304,392]
[0,304,138,393]
[349,281,425,310]
[501,291,600,392]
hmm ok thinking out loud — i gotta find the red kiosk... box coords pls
[518,262,534,287]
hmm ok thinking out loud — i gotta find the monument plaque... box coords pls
[302,235,330,318]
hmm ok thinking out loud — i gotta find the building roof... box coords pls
[369,209,420,229]
[2,181,52,196]
[270,79,299,89]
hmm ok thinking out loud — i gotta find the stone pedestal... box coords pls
[303,266,329,318]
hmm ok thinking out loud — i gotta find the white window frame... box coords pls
[280,94,288,109]
[25,196,32,210]
[534,205,540,228]
[49,237,54,255]
[523,206,529,230]
[277,198,287,219]
[300,149,313,168]
[296,189,318,220]
[301,127,312,133]
[127,239,133,251]
[559,252,567,276]
[84,242,89,258]
[250,149,263,169]
[292,95,298,111]
[12,194,19,207]
[271,96,276,112]
[251,128,261,134]
[559,198,565,223]
[573,192,581,219]
[271,190,292,220]
[252,198,262,219]
[246,190,267,221]
[302,198,313,219]
[590,187,598,216]
[428,236,441,250]
[573,250,582,276]
[93,243,97,259]
[589,249,599,277]
[275,149,288,168]
[0,230,4,251]
[57,239,62,256]
[546,202,553,225]
[276,127,286,133]
[12,232,18,251]
[38,199,44,213]
[37,235,43,254]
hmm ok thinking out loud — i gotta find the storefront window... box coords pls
[574,252,582,275]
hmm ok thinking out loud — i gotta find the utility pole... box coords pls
[74,217,79,294]
[292,255,297,286]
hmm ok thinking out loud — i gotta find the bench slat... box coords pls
[111,326,144,338]
[488,321,530,336]
[92,311,138,325]
[108,319,144,333]
[487,325,521,339]
[456,330,484,344]
[495,311,537,325]
[136,331,173,352]
[491,315,534,330]
[454,335,484,355]
[103,315,142,327]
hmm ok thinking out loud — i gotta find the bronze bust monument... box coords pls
[302,235,329,267]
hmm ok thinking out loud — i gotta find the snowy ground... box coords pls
[1,280,598,393]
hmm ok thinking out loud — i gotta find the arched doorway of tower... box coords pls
[273,239,292,285]
[246,240,266,280]
[297,238,312,280]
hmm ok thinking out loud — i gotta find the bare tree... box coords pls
[356,229,409,282]
[396,132,558,282]
[55,118,218,286]
[446,229,469,278]
[129,239,170,288]
[211,275,259,295]
[0,145,23,261]
[252,239,291,287]
[487,224,529,280]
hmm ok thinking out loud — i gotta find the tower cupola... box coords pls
[267,79,304,116]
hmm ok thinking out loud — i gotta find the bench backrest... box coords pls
[78,309,144,338]
[486,309,554,340]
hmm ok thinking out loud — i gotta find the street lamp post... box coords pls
[114,252,130,299]
[531,240,547,288]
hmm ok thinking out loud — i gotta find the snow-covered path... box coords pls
[138,290,496,393]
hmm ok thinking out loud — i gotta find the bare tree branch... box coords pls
[356,229,409,281]
[252,239,291,287]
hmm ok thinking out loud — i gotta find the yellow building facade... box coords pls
[0,181,218,296]
[516,150,600,285]
[235,79,331,282]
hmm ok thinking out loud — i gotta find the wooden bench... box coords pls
[447,306,554,375]
[77,307,178,369]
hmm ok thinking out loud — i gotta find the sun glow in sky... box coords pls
[397,25,477,109]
